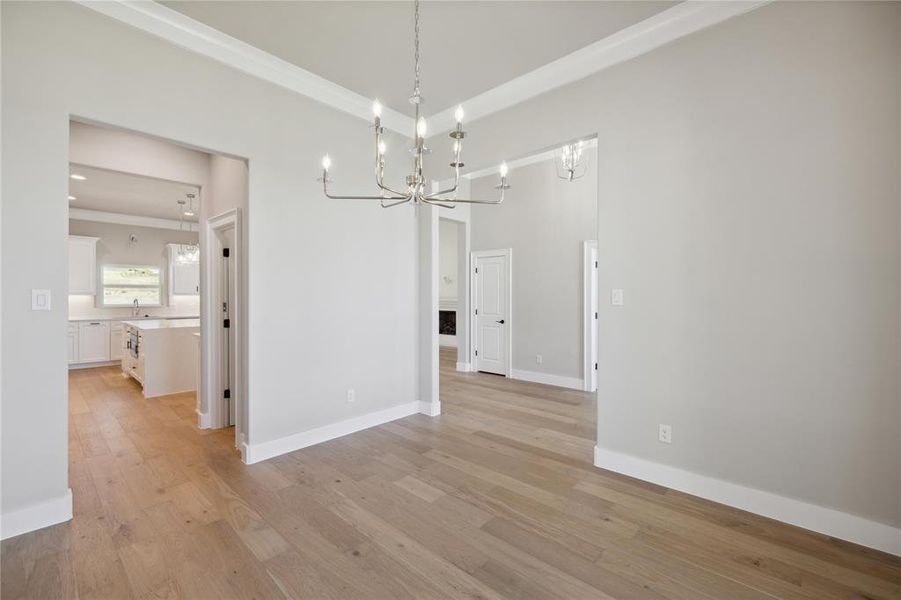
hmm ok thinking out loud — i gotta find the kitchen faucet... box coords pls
[132,298,140,317]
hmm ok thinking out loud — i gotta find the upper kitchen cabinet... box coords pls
[168,243,200,296]
[69,235,99,294]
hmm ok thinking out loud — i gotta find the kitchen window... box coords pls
[101,265,162,307]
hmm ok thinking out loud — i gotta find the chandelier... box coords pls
[175,193,200,264]
[318,0,509,209]
[556,141,587,182]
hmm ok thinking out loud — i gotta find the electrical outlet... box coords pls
[346,389,355,403]
[536,354,543,365]
[611,288,624,306]
[658,424,672,444]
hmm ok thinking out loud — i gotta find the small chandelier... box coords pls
[318,0,509,209]
[556,141,587,182]
[175,193,200,264]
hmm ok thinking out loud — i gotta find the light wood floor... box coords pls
[2,349,899,599]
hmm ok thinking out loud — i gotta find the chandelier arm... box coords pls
[427,167,461,198]
[421,198,456,209]
[381,195,414,208]
[375,176,409,198]
[430,185,507,205]
[323,176,406,201]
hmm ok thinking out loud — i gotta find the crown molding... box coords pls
[73,0,414,135]
[430,1,771,133]
[70,208,198,231]
[75,1,768,138]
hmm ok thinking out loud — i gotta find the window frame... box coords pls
[100,263,164,308]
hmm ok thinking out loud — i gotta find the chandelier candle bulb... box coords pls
[322,155,331,171]
[500,162,509,177]
[372,99,382,118]
[416,116,428,138]
[378,141,387,155]
[454,105,465,124]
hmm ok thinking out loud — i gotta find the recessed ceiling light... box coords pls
[183,210,195,217]
[68,195,77,201]
[69,174,86,181]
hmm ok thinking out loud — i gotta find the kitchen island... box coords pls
[122,318,200,398]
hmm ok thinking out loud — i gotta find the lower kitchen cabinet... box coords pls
[69,320,124,367]
[78,321,110,363]
[67,323,78,363]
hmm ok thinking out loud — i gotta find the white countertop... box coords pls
[122,318,200,331]
[69,315,198,323]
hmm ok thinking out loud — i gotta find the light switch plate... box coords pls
[31,289,51,311]
[611,288,624,306]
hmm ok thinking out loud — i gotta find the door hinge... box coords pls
[223,248,230,258]
[224,388,231,399]
[223,318,230,328]
[594,363,598,370]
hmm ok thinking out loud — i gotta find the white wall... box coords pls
[1,1,416,530]
[428,1,901,536]
[68,219,200,320]
[471,150,597,381]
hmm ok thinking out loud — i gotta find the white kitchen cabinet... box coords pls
[77,321,110,363]
[68,323,79,364]
[168,244,200,296]
[109,321,123,361]
[69,236,99,295]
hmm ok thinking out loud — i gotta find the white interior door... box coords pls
[589,246,599,392]
[474,252,509,376]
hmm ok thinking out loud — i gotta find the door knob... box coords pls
[496,319,505,324]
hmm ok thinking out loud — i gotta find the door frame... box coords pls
[470,248,513,377]
[582,240,599,392]
[204,208,245,453]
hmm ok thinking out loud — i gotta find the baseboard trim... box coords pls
[1,488,73,540]
[511,369,584,391]
[593,446,901,556]
[243,402,420,464]
[196,409,211,429]
[456,362,472,373]
[68,360,120,370]
[419,400,441,417]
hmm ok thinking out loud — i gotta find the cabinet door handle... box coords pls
[496,319,505,324]
[89,322,101,325]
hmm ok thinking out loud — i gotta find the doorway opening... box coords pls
[206,209,245,451]
[66,119,249,482]
[429,134,599,464]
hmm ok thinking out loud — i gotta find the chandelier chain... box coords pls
[413,0,421,99]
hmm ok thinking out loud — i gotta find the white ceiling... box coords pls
[160,1,678,117]
[68,165,200,222]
